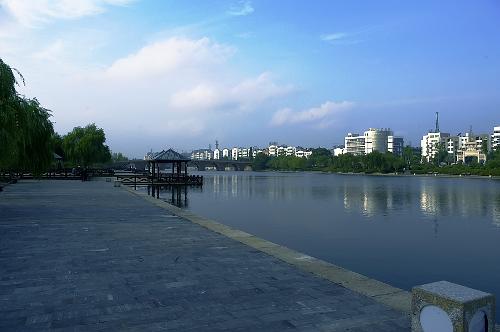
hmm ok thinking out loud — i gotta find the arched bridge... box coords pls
[107,159,253,171]
[188,160,253,171]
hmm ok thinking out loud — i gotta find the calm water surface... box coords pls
[143,171,500,314]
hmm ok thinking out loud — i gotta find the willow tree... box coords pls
[63,124,111,167]
[0,58,55,174]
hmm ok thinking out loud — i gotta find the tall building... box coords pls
[420,112,450,163]
[493,126,500,151]
[213,148,221,160]
[421,132,450,162]
[388,136,404,157]
[344,129,401,156]
[364,128,393,154]
[344,133,365,155]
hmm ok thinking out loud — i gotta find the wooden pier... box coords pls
[115,173,203,186]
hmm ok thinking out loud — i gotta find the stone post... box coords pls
[412,281,495,332]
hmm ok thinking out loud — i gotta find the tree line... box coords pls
[252,146,500,176]
[1,58,120,175]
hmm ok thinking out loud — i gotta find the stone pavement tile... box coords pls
[0,180,410,331]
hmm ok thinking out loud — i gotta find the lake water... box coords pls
[140,171,500,315]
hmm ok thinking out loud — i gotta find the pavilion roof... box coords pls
[145,149,190,162]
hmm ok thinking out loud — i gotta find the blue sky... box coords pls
[1,0,499,156]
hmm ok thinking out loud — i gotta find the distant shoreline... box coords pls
[249,169,500,180]
[335,171,500,180]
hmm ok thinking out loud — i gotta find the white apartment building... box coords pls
[252,148,266,158]
[213,148,221,160]
[421,132,451,162]
[268,142,279,156]
[423,130,491,164]
[333,147,345,156]
[285,146,296,156]
[446,136,460,158]
[222,148,230,159]
[344,129,400,156]
[295,147,313,158]
[231,147,239,160]
[344,133,365,155]
[191,149,213,160]
[238,147,252,159]
[493,126,500,151]
[388,136,404,157]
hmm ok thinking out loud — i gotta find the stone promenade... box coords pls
[0,180,410,331]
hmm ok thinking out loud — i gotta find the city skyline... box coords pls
[1,0,499,156]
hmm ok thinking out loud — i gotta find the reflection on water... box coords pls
[144,185,202,208]
[152,173,500,226]
[144,172,500,316]
[203,173,500,226]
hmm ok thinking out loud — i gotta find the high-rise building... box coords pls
[421,132,450,162]
[344,133,365,155]
[364,128,393,154]
[493,126,500,151]
[388,136,404,157]
[344,129,401,156]
[420,112,450,163]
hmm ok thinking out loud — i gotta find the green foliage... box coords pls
[252,153,270,170]
[52,133,65,159]
[63,124,111,167]
[433,142,449,165]
[112,152,129,162]
[267,155,307,171]
[307,148,332,169]
[0,58,55,174]
[329,152,405,174]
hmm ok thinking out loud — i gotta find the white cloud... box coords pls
[271,101,354,127]
[169,72,295,112]
[0,0,134,26]
[31,39,65,61]
[4,33,295,154]
[320,33,348,42]
[105,37,235,79]
[227,1,254,16]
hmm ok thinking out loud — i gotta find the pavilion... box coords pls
[144,149,202,186]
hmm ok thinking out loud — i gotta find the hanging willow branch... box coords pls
[0,58,55,174]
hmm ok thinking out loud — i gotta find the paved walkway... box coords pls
[0,180,410,331]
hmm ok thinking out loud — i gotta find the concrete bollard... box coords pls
[113,180,121,187]
[412,281,495,332]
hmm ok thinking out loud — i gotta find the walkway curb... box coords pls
[122,185,412,314]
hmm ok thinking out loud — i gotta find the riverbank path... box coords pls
[0,180,410,331]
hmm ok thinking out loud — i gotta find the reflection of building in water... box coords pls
[418,179,496,224]
[231,175,238,196]
[342,180,399,217]
[213,175,220,193]
[493,198,500,227]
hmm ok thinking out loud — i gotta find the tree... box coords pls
[112,152,129,162]
[0,58,55,174]
[252,153,269,170]
[63,124,111,167]
[307,148,332,169]
[433,143,449,165]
